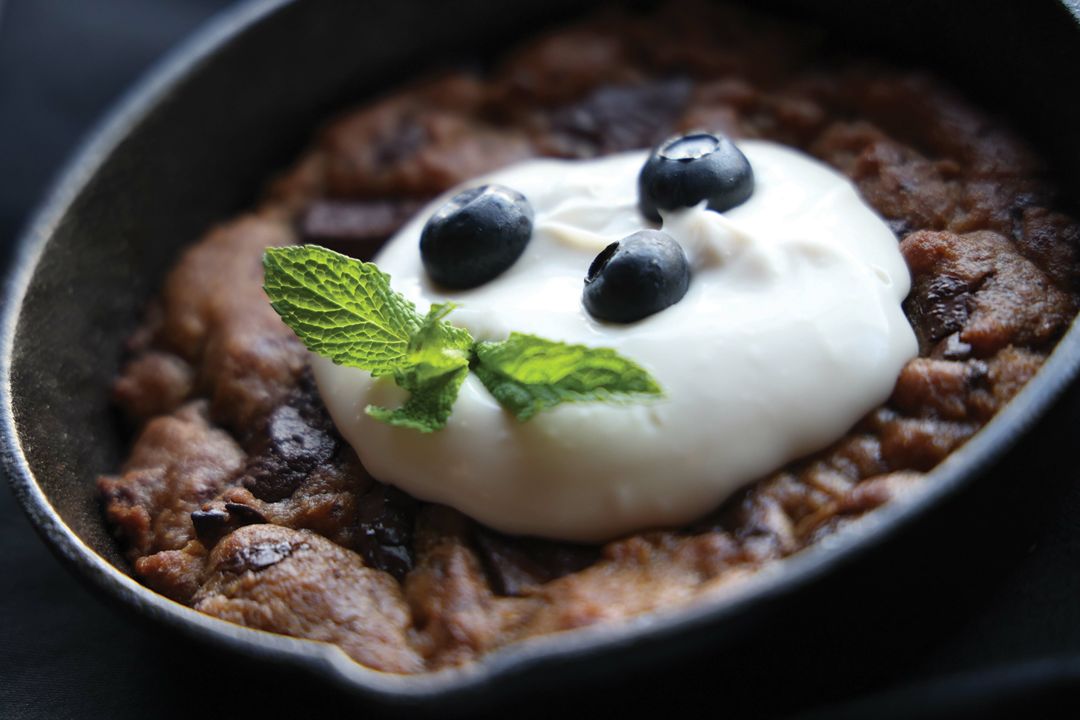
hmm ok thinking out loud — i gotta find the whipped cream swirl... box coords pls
[313,141,917,542]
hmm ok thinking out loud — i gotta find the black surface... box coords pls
[3,1,1080,718]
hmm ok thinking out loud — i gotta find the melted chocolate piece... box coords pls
[191,503,268,547]
[224,502,268,525]
[300,198,423,260]
[227,539,297,573]
[354,484,417,581]
[472,526,600,596]
[190,508,230,546]
[233,374,420,578]
[905,274,976,351]
[549,79,692,156]
[242,379,340,502]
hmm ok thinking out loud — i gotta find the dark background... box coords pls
[3,1,1080,718]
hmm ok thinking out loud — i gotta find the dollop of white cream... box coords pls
[313,141,917,542]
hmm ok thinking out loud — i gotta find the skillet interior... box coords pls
[3,0,1080,709]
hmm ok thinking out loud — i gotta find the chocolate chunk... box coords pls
[191,508,230,546]
[354,484,417,580]
[242,386,340,502]
[548,79,692,156]
[224,502,268,526]
[300,198,424,260]
[472,526,600,596]
[232,540,297,572]
[905,274,975,350]
[235,374,419,577]
[191,503,268,548]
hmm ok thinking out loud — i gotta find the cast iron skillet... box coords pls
[3,0,1080,711]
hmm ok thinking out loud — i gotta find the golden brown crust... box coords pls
[98,402,245,560]
[193,524,423,673]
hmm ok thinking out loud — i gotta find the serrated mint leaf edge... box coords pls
[472,332,664,421]
[364,302,475,432]
[365,363,471,433]
[262,245,422,376]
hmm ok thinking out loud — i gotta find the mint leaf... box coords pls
[264,246,664,432]
[366,303,473,432]
[263,245,422,376]
[265,248,474,432]
[366,365,470,433]
[404,302,474,371]
[473,332,663,421]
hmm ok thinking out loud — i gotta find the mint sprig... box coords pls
[366,303,471,432]
[473,333,663,421]
[263,246,662,432]
[263,245,420,376]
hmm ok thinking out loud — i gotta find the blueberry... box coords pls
[583,230,690,323]
[420,184,534,289]
[637,132,754,222]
